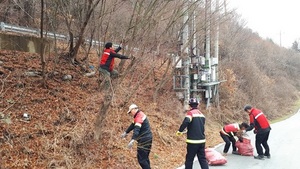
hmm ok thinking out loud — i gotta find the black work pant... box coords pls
[185,143,209,169]
[137,139,152,169]
[255,131,270,156]
[220,132,236,153]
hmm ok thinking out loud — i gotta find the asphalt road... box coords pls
[177,109,300,169]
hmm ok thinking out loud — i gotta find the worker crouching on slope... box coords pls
[99,42,130,88]
[220,122,249,156]
[176,98,209,169]
[121,104,153,169]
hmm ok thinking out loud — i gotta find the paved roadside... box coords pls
[177,109,300,169]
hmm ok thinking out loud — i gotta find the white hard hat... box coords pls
[127,104,138,114]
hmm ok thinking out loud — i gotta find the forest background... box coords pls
[0,0,300,168]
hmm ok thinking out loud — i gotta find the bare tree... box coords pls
[55,0,102,64]
[40,0,46,87]
[23,0,35,26]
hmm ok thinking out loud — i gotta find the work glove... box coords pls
[242,130,246,134]
[121,132,127,138]
[238,137,243,142]
[176,131,183,136]
[127,139,135,149]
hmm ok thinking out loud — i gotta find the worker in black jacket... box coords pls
[121,104,152,169]
[176,98,209,169]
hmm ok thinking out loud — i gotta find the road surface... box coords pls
[177,109,300,169]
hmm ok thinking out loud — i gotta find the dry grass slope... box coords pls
[0,50,224,169]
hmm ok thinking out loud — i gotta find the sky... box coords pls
[228,0,300,48]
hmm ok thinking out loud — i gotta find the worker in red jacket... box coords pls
[99,42,130,88]
[220,122,249,156]
[244,105,271,160]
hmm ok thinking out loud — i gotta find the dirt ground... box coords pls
[0,50,223,169]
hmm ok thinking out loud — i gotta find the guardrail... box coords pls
[0,22,103,46]
[0,21,129,49]
[0,22,68,41]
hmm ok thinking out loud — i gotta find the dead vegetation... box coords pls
[0,1,300,168]
[1,35,300,168]
[0,50,223,169]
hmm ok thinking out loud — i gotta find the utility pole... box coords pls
[173,0,222,109]
[213,0,220,108]
[204,0,212,108]
[182,0,190,109]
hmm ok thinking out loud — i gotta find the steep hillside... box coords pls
[0,50,223,169]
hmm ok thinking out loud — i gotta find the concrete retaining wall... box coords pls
[0,33,51,53]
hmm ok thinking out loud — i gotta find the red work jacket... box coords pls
[248,108,271,134]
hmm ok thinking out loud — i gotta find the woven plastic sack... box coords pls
[236,137,254,156]
[205,148,227,165]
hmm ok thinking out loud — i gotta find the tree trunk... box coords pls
[153,58,172,103]
[69,0,101,60]
[94,93,112,140]
[40,0,46,87]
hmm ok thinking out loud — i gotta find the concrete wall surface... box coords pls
[0,33,51,53]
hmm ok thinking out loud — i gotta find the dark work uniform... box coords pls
[125,110,152,169]
[178,108,209,169]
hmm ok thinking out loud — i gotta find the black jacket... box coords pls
[178,108,206,144]
[125,110,152,142]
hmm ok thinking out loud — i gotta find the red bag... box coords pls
[205,148,227,165]
[235,138,254,156]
